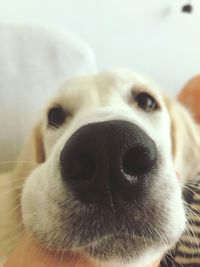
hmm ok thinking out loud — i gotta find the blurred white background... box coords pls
[0,0,200,94]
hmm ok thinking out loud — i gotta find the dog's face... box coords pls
[21,70,186,266]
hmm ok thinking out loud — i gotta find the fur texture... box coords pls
[1,69,200,266]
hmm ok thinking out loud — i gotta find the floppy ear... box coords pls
[166,98,200,182]
[13,120,45,181]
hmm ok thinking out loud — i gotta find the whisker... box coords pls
[184,201,200,217]
[0,184,23,200]
[182,202,200,254]
[0,160,39,166]
[183,185,200,199]
[49,123,66,135]
[3,204,22,219]
[31,241,48,267]
[185,180,200,185]
[165,253,180,267]
[3,176,32,183]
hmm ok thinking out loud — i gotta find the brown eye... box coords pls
[47,106,67,128]
[134,92,159,112]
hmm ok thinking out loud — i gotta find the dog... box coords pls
[1,69,200,267]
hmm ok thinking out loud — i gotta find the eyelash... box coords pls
[132,92,159,112]
[47,106,68,128]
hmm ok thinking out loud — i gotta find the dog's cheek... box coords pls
[21,159,71,248]
[155,176,186,241]
[21,166,48,233]
[21,166,54,238]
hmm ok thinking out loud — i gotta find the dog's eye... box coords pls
[134,92,159,112]
[47,106,67,128]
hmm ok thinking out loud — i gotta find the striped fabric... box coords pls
[161,179,200,266]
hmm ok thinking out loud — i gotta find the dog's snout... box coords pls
[60,120,157,206]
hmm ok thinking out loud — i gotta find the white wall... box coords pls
[0,0,200,94]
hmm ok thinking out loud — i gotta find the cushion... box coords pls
[0,24,96,172]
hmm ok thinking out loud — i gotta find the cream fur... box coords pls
[0,69,199,266]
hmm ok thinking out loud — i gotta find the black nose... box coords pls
[60,120,157,207]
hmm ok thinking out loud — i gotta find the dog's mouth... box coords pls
[24,170,184,265]
[22,120,186,264]
[32,194,179,264]
[83,234,158,263]
[59,199,170,262]
[57,120,163,246]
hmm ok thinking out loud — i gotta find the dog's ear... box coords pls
[13,120,45,180]
[166,97,200,182]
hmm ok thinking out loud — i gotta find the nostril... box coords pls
[60,121,159,206]
[122,146,157,177]
[65,156,96,181]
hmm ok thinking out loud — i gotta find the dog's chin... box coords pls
[84,235,159,263]
[23,190,184,266]
[50,235,168,267]
[81,227,182,265]
[32,233,171,266]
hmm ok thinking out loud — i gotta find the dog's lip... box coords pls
[68,232,157,251]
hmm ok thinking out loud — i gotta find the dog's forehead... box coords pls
[53,70,164,106]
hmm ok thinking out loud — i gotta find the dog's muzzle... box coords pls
[60,120,157,208]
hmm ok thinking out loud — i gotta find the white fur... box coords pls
[2,69,199,266]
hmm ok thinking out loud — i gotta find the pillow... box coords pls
[0,24,96,172]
